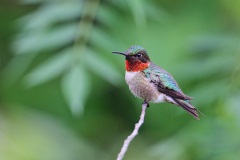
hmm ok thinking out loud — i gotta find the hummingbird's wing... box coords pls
[143,63,201,119]
[143,63,192,100]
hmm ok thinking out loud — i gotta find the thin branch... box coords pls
[117,102,148,160]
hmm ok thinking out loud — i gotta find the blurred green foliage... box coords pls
[0,0,240,159]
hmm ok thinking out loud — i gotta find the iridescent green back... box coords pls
[144,62,182,92]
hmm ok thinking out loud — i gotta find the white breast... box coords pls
[125,71,166,103]
[125,71,139,84]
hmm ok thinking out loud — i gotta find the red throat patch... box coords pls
[125,60,149,72]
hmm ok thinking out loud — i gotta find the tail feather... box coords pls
[172,98,200,120]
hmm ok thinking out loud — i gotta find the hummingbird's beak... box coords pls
[112,51,126,56]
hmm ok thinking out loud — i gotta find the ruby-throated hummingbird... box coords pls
[112,45,201,120]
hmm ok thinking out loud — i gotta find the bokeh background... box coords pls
[1,0,240,159]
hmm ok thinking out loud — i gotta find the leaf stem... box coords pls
[73,0,100,63]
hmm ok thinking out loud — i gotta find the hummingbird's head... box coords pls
[112,45,150,72]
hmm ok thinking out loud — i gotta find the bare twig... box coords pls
[117,102,148,160]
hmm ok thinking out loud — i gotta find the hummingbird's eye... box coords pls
[136,53,142,57]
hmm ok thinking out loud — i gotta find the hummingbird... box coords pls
[112,45,200,120]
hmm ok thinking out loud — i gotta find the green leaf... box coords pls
[13,23,77,54]
[85,50,122,86]
[2,53,36,85]
[127,0,146,27]
[174,53,234,81]
[90,28,122,50]
[61,66,90,115]
[97,5,119,28]
[23,49,71,87]
[145,2,168,22]
[20,2,82,30]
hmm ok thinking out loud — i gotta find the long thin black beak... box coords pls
[112,51,126,56]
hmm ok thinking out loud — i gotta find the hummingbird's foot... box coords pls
[143,100,150,108]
